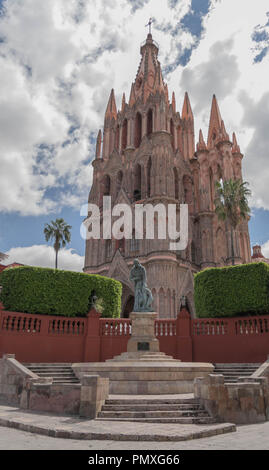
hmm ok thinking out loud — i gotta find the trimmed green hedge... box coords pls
[0,266,122,318]
[194,262,269,318]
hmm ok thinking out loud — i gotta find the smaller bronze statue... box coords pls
[130,259,153,312]
[88,290,98,311]
[179,294,190,312]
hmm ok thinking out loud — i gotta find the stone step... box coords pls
[213,363,261,384]
[31,378,80,384]
[99,410,209,418]
[214,363,261,367]
[102,404,203,411]
[96,417,215,424]
[24,363,80,384]
[109,354,176,362]
[105,398,199,405]
[24,363,73,367]
[215,368,257,371]
[38,377,80,382]
[214,370,256,375]
[98,394,214,424]
[28,371,76,376]
[24,367,73,372]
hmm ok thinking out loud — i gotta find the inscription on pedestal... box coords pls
[138,342,150,351]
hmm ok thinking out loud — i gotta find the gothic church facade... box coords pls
[84,33,251,318]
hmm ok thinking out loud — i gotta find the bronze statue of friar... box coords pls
[129,259,154,312]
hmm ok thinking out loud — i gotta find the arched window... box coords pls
[167,289,171,318]
[159,288,165,319]
[123,296,134,318]
[134,163,142,201]
[170,119,174,149]
[240,233,245,263]
[177,126,182,152]
[147,157,152,197]
[122,119,128,150]
[130,229,140,252]
[116,238,125,255]
[216,227,226,264]
[191,241,196,264]
[147,109,153,136]
[151,288,157,313]
[115,125,120,151]
[209,167,214,210]
[116,170,123,194]
[105,240,112,260]
[173,168,179,200]
[134,112,142,148]
[103,175,111,196]
[183,175,192,205]
[217,164,222,180]
[212,129,217,142]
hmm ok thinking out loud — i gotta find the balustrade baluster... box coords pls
[14,316,18,331]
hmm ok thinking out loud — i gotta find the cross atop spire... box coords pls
[145,17,154,35]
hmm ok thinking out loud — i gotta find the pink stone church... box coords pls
[84,33,251,318]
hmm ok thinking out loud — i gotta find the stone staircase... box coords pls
[96,396,215,424]
[23,363,80,384]
[214,363,261,383]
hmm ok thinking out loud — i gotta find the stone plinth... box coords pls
[127,312,159,354]
[72,310,214,394]
[73,362,214,395]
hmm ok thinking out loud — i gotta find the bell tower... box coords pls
[84,32,251,318]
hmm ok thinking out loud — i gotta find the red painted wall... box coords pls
[0,303,268,364]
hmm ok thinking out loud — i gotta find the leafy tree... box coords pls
[214,179,251,265]
[44,218,72,269]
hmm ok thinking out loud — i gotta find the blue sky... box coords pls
[0,0,269,270]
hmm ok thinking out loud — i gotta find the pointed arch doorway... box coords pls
[122,295,134,318]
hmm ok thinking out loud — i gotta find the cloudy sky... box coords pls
[0,0,269,270]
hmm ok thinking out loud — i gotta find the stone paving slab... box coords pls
[0,405,236,442]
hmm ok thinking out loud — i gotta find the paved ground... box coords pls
[0,405,235,442]
[0,422,269,450]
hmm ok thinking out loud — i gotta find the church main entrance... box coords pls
[122,295,134,318]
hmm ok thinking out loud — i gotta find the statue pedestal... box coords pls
[73,310,214,394]
[127,312,159,353]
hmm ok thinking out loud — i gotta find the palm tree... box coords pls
[44,218,72,269]
[214,178,251,265]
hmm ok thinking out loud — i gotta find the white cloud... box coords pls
[6,245,84,272]
[0,0,269,217]
[0,0,195,215]
[168,0,269,210]
[261,241,269,259]
[179,38,240,114]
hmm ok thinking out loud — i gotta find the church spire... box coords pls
[232,131,241,153]
[207,94,222,146]
[220,119,229,142]
[182,92,195,159]
[95,129,102,159]
[133,31,166,103]
[121,92,126,112]
[129,83,136,107]
[182,92,193,121]
[172,92,176,113]
[197,129,207,151]
[105,89,117,121]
